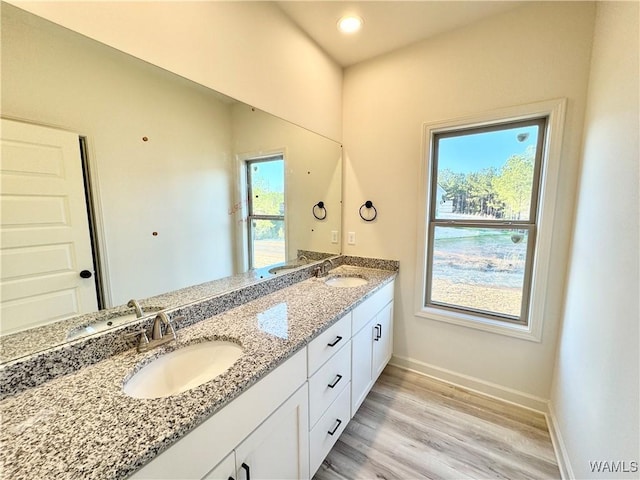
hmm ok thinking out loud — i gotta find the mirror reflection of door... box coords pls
[0,119,99,335]
[246,156,285,269]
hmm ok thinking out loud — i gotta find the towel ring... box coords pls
[359,200,377,222]
[313,201,327,220]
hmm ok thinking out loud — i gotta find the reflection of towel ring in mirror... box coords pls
[359,200,377,222]
[313,201,327,220]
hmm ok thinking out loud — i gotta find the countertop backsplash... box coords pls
[0,255,398,399]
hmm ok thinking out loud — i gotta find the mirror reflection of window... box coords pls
[246,156,286,269]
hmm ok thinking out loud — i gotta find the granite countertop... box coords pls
[0,255,330,363]
[0,265,396,480]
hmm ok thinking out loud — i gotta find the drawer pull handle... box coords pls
[328,418,343,436]
[374,324,382,341]
[328,374,343,389]
[327,335,343,347]
[241,462,251,480]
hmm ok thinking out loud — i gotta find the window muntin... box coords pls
[246,156,285,269]
[426,118,546,325]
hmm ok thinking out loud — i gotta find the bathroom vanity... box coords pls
[0,257,397,480]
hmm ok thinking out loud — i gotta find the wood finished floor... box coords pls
[314,365,560,480]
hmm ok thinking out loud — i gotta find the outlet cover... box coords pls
[331,231,338,244]
[347,232,356,245]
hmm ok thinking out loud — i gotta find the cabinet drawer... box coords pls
[308,341,351,428]
[352,281,394,334]
[308,312,351,375]
[309,384,351,477]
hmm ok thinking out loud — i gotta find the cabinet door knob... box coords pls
[328,418,343,436]
[328,374,343,389]
[241,462,251,480]
[327,335,342,347]
[79,269,93,279]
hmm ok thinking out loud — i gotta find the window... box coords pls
[246,156,285,269]
[416,100,566,340]
[427,118,545,324]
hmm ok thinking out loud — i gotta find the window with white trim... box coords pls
[417,100,565,340]
[246,155,285,269]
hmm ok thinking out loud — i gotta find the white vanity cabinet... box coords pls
[130,348,308,480]
[229,384,309,480]
[202,452,235,479]
[130,279,395,480]
[202,386,309,480]
[306,313,352,476]
[350,281,395,416]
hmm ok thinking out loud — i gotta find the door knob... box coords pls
[79,270,93,279]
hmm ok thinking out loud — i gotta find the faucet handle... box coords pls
[125,329,149,351]
[164,319,177,340]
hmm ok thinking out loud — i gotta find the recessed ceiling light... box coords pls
[337,15,363,34]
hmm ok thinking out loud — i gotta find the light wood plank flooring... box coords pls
[314,365,560,480]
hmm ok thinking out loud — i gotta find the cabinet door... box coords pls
[235,384,310,480]
[350,320,374,417]
[372,301,393,381]
[203,451,236,480]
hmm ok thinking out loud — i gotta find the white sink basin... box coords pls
[66,313,139,340]
[268,264,301,274]
[123,341,243,399]
[325,276,368,288]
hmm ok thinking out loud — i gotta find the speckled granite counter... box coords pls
[0,252,335,364]
[0,264,396,480]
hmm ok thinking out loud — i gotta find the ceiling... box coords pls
[276,1,524,67]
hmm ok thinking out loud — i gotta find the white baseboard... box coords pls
[389,354,550,413]
[546,403,574,480]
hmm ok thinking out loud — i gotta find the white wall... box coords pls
[4,1,343,142]
[2,4,235,305]
[550,2,639,478]
[342,2,596,405]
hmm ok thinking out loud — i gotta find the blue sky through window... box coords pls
[439,125,538,173]
[251,159,284,192]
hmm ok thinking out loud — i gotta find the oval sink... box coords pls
[66,313,139,340]
[325,276,368,288]
[123,341,243,399]
[66,307,163,340]
[268,264,301,274]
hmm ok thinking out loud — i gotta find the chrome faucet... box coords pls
[315,259,334,277]
[126,312,178,353]
[298,254,309,264]
[127,299,144,318]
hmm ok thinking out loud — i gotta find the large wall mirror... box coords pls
[0,4,342,362]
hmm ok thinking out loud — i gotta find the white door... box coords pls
[1,118,98,334]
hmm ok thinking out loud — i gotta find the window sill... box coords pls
[416,306,542,342]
